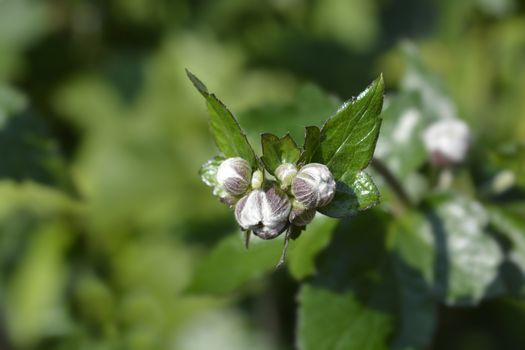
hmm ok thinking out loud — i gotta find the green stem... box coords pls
[370,157,413,211]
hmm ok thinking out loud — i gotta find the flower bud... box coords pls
[234,185,291,239]
[275,163,297,189]
[216,157,252,196]
[289,201,316,226]
[291,163,336,209]
[422,119,471,166]
[251,169,264,189]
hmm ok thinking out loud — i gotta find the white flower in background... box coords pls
[291,163,336,209]
[275,163,297,189]
[216,157,252,196]
[422,118,471,166]
[234,186,291,239]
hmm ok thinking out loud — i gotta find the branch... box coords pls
[370,157,413,210]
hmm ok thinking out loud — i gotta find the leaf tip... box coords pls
[185,69,209,96]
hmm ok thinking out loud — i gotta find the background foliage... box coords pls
[1,0,525,349]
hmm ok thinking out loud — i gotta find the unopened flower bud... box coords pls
[251,169,264,189]
[216,157,252,196]
[289,201,316,226]
[291,163,336,209]
[234,185,291,239]
[422,119,471,166]
[275,163,297,189]
[219,193,238,207]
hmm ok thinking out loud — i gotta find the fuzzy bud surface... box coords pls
[216,157,252,196]
[291,163,336,209]
[234,186,291,239]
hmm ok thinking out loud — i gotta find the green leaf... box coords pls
[374,92,427,179]
[313,75,384,180]
[298,126,321,165]
[261,133,301,174]
[187,232,282,294]
[431,196,505,305]
[394,196,505,306]
[401,42,458,121]
[318,171,380,218]
[487,206,525,295]
[489,207,525,274]
[298,211,436,350]
[186,70,257,168]
[297,212,394,350]
[0,84,27,117]
[238,84,339,150]
[391,254,437,350]
[287,217,337,280]
[389,213,437,349]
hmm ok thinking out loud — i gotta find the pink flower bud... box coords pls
[275,163,297,189]
[234,185,291,239]
[289,202,316,227]
[291,163,336,209]
[422,119,471,166]
[216,157,252,196]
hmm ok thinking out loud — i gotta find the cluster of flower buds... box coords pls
[215,158,337,239]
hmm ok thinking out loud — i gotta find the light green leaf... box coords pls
[313,75,384,180]
[187,232,282,294]
[394,196,505,306]
[401,43,458,121]
[298,126,321,166]
[318,171,380,218]
[261,133,301,174]
[432,196,505,305]
[374,92,427,179]
[186,70,257,168]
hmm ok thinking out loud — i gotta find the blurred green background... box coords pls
[1,0,525,349]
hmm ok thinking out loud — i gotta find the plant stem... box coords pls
[370,157,413,211]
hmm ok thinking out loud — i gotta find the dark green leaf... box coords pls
[261,133,301,175]
[487,206,525,295]
[298,211,436,350]
[0,112,70,189]
[186,70,257,168]
[187,232,282,294]
[297,212,394,350]
[287,217,337,279]
[313,75,384,180]
[389,213,437,348]
[238,84,339,150]
[298,126,321,165]
[318,171,380,218]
